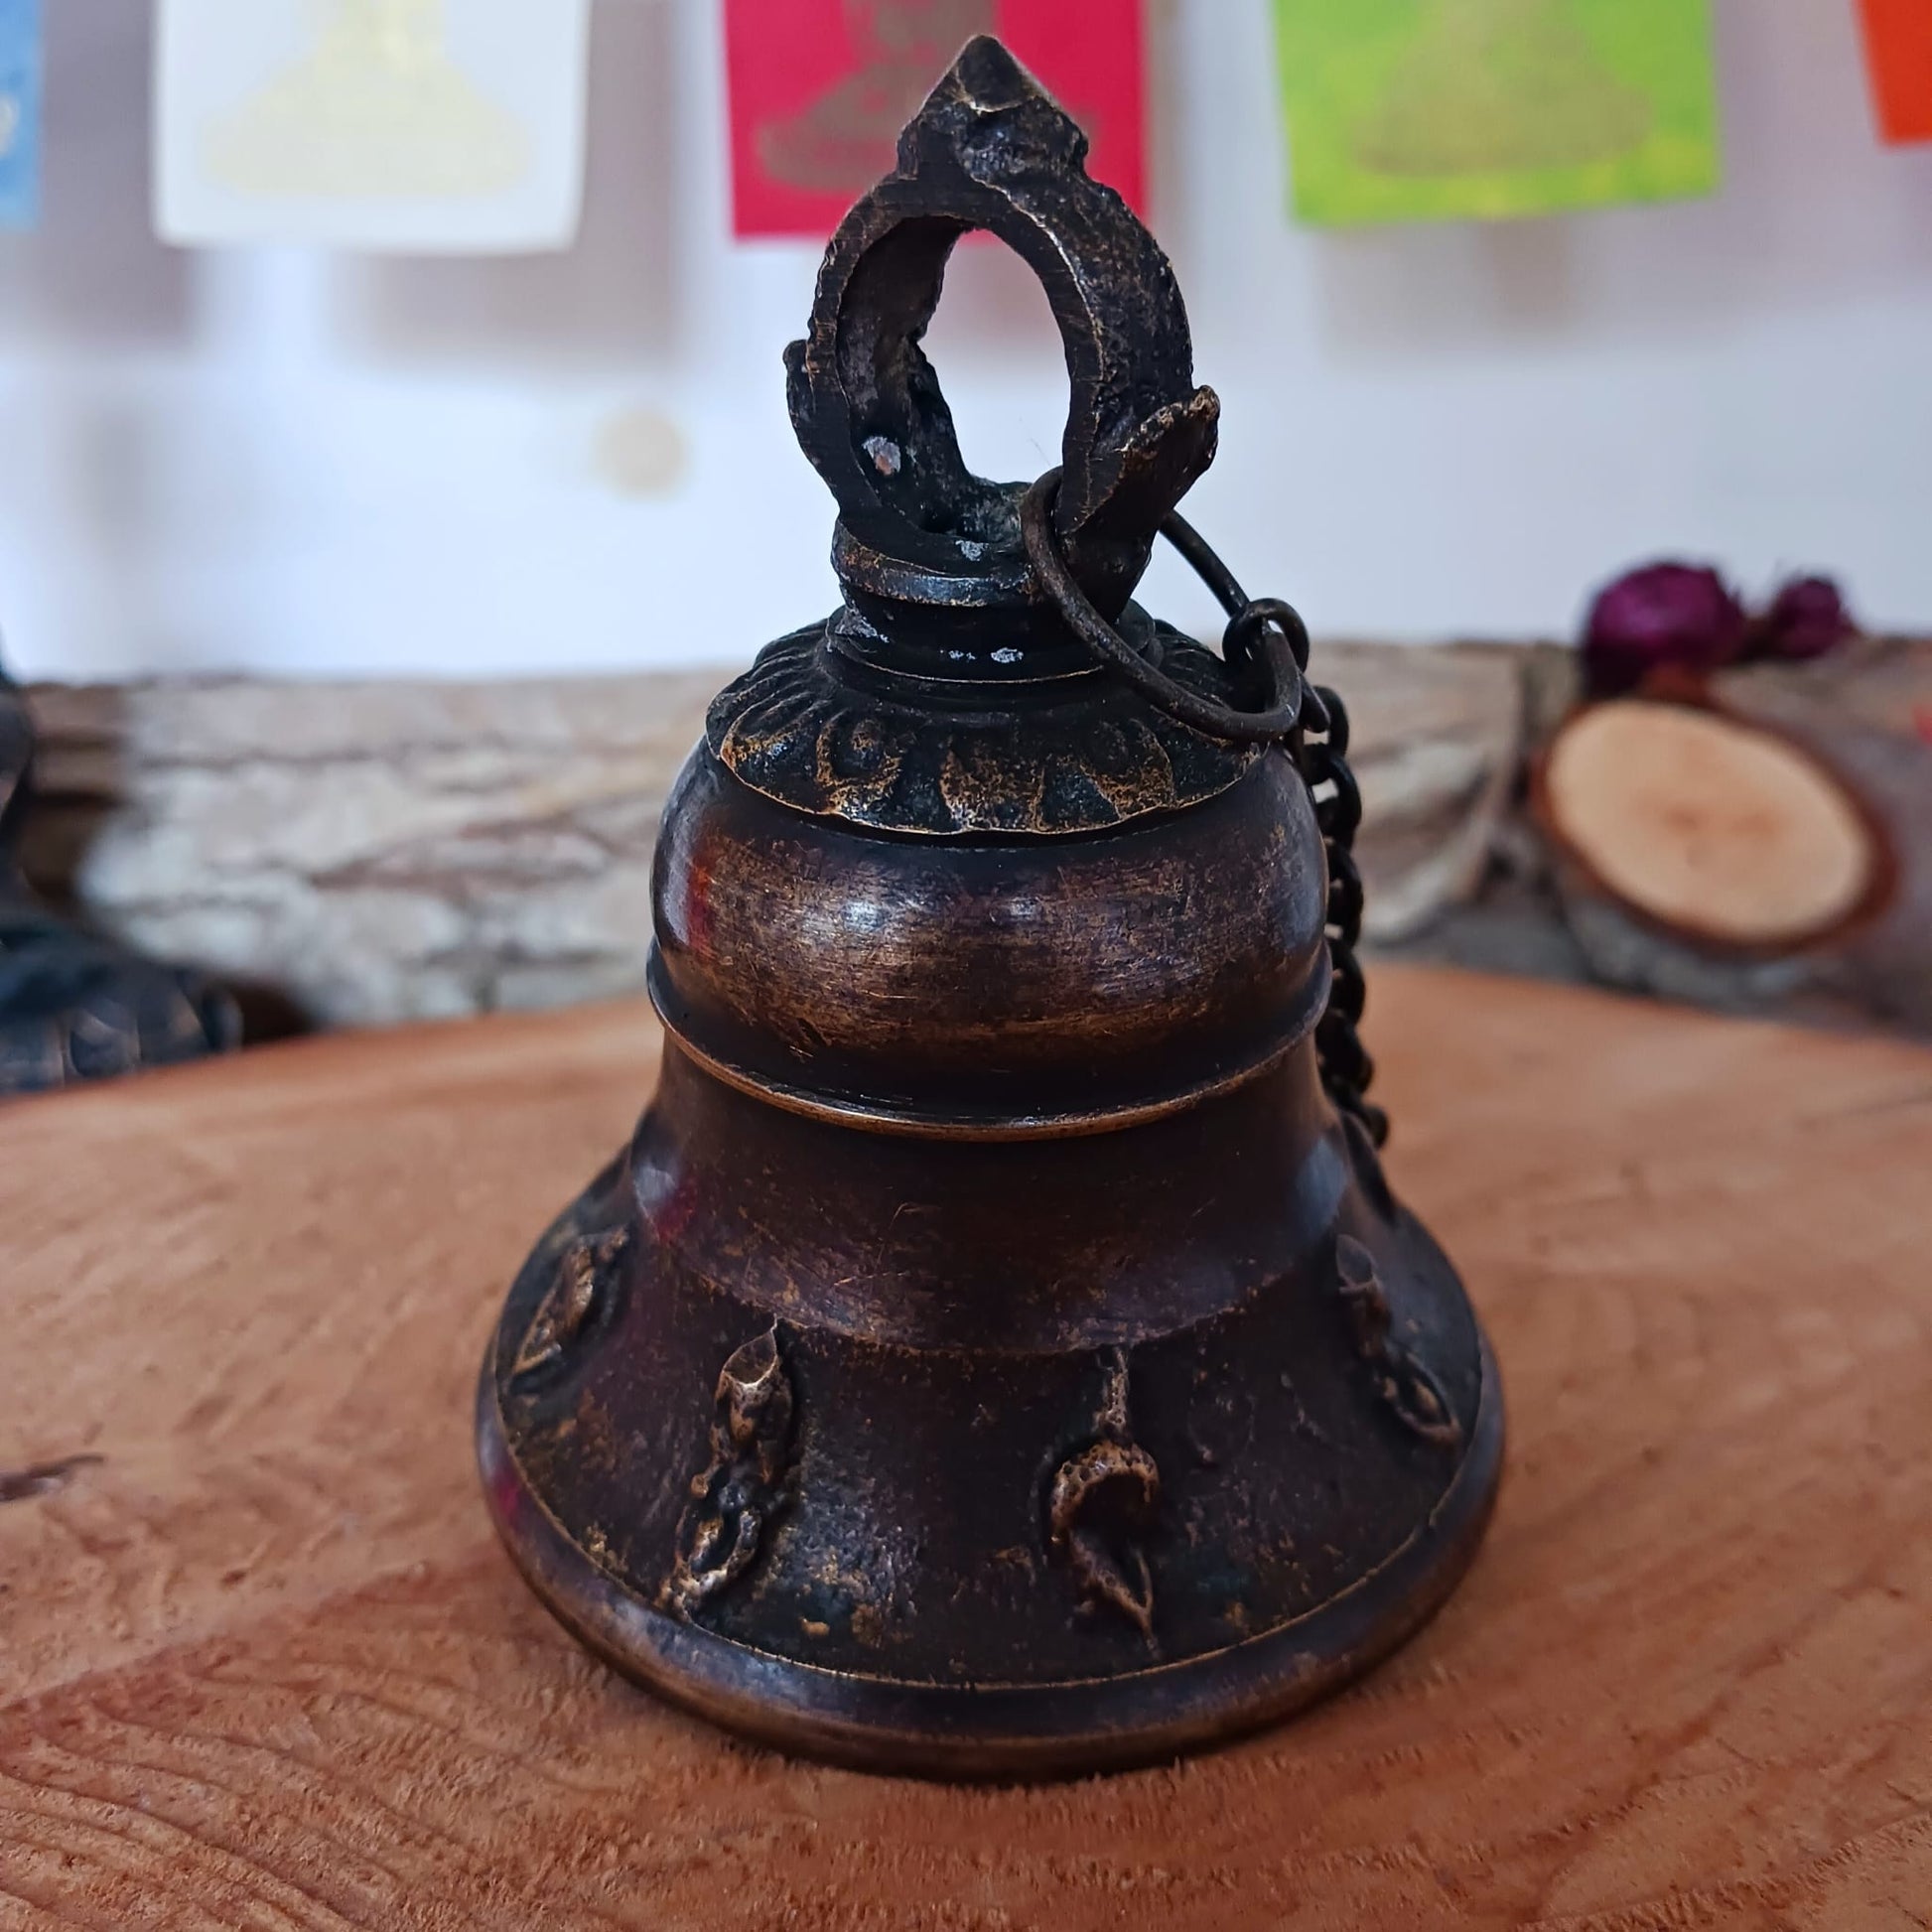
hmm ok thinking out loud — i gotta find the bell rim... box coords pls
[476,1330,1504,1782]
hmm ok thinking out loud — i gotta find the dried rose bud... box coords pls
[1582,562,1746,696]
[1756,575,1855,662]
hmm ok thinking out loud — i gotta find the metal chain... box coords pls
[1295,682,1388,1148]
[1021,470,1388,1147]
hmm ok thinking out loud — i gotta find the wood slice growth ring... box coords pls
[1534,696,1893,955]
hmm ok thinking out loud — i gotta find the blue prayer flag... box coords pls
[0,0,39,230]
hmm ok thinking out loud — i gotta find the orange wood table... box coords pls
[3,967,1929,1929]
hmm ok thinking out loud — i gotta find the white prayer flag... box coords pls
[154,0,592,252]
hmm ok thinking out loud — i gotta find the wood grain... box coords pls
[3,969,1931,1929]
[1534,639,1932,1037]
[1540,700,1879,948]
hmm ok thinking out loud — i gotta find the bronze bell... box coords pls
[477,38,1502,1779]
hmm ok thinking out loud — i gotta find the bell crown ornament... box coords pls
[478,37,1502,1779]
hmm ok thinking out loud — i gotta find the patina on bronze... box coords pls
[478,37,1502,1779]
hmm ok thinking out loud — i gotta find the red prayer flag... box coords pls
[1857,0,1932,144]
[725,0,1146,238]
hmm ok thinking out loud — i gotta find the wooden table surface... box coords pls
[3,966,1930,1931]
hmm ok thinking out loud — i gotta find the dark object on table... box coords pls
[1582,560,1747,696]
[477,37,1502,1780]
[0,666,239,1095]
[1754,574,1857,663]
[1583,561,1859,696]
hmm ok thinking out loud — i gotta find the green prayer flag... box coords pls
[1273,0,1722,227]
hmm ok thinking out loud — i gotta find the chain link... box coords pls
[1023,475,1388,1147]
[1021,474,1306,743]
[1297,683,1388,1147]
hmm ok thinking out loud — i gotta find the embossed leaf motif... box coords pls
[663,1327,796,1619]
[1336,1235,1461,1449]
[706,622,1257,838]
[1048,1347,1161,1646]
[511,1229,627,1381]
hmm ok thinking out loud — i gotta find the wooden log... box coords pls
[3,971,1932,1927]
[1529,640,1932,1035]
[1326,641,1523,942]
[21,670,721,1028]
[1535,696,1887,951]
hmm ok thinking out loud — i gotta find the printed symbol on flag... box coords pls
[1273,0,1720,227]
[757,0,993,195]
[207,0,529,202]
[727,0,1144,238]
[1355,0,1652,177]
[155,0,590,251]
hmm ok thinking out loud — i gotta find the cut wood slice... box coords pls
[1537,698,1887,952]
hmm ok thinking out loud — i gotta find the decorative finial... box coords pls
[784,35,1216,647]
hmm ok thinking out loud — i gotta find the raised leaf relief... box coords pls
[1048,1346,1162,1645]
[1336,1234,1462,1449]
[511,1227,627,1382]
[663,1326,797,1618]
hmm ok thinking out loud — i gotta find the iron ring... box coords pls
[1021,470,1306,746]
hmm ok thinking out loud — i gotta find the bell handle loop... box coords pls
[1019,470,1307,746]
[787,37,1219,616]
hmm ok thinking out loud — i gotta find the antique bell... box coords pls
[477,38,1502,1779]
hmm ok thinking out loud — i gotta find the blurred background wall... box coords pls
[0,0,1926,682]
